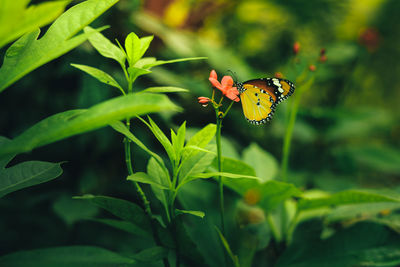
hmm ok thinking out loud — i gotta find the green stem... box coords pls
[216,117,225,234]
[124,121,170,267]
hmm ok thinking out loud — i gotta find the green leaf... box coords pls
[172,121,186,161]
[110,121,168,174]
[127,66,152,83]
[0,0,70,49]
[147,158,170,218]
[0,0,119,92]
[84,26,126,66]
[138,36,154,60]
[0,93,180,159]
[325,202,400,224]
[0,246,136,266]
[140,86,189,94]
[73,195,151,233]
[0,136,15,169]
[140,116,175,163]
[131,246,169,262]
[90,218,151,237]
[71,63,124,94]
[242,143,278,181]
[0,161,63,198]
[125,32,141,66]
[175,209,205,218]
[134,57,156,69]
[215,227,240,267]
[182,124,217,161]
[298,190,400,211]
[277,222,400,267]
[52,195,99,226]
[142,57,208,69]
[127,172,169,190]
[179,148,216,185]
[191,172,260,180]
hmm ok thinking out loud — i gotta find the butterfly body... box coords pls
[237,78,295,125]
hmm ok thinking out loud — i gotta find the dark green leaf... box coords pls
[215,227,240,267]
[0,161,63,198]
[90,218,151,237]
[74,195,151,234]
[147,157,170,216]
[0,246,136,266]
[0,136,14,169]
[131,246,168,262]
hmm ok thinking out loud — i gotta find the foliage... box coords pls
[1,0,400,266]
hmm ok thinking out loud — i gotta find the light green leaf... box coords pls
[140,86,189,94]
[176,209,205,218]
[0,0,119,92]
[127,172,169,190]
[0,0,70,49]
[0,93,180,159]
[179,148,216,185]
[142,57,208,69]
[91,218,151,237]
[138,36,154,60]
[0,246,136,266]
[71,63,124,94]
[0,161,63,198]
[183,145,216,155]
[134,57,156,69]
[172,121,186,161]
[125,32,141,66]
[191,172,260,180]
[131,246,168,262]
[84,26,126,66]
[242,143,278,181]
[298,190,400,211]
[182,124,216,161]
[127,66,152,83]
[74,195,151,233]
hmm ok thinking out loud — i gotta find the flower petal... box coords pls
[225,87,240,102]
[221,75,234,88]
[209,70,218,80]
[209,77,223,91]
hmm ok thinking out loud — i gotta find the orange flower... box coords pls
[208,70,240,102]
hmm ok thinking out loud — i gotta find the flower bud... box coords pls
[293,42,300,55]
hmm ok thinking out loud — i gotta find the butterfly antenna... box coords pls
[227,70,239,85]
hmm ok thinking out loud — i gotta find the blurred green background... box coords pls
[1,0,400,258]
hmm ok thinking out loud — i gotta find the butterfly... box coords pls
[236,78,295,125]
